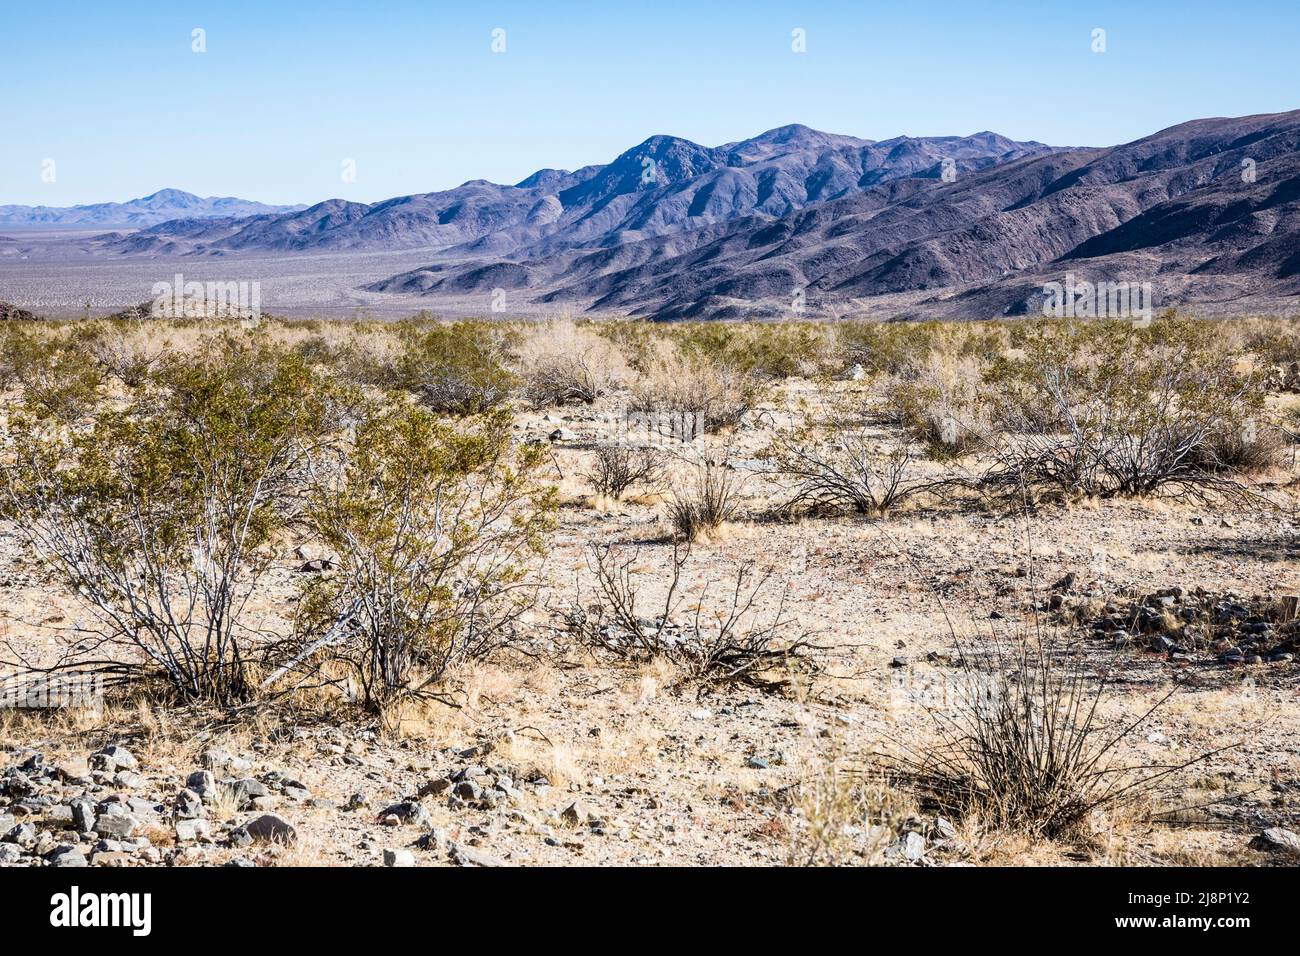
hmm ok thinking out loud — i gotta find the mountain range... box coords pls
[0,189,303,228]
[9,111,1300,319]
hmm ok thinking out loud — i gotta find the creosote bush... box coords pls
[394,320,516,414]
[294,404,556,712]
[982,318,1268,499]
[1,335,343,706]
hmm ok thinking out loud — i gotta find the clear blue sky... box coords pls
[2,0,1297,206]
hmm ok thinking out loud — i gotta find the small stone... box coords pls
[175,818,211,842]
[899,831,925,861]
[377,802,431,827]
[418,777,453,798]
[47,845,89,867]
[560,801,590,826]
[93,813,140,840]
[383,848,415,867]
[4,823,37,847]
[453,780,481,801]
[187,769,216,794]
[746,756,770,770]
[69,799,95,832]
[0,843,23,864]
[92,745,138,772]
[1251,827,1300,855]
[240,813,297,845]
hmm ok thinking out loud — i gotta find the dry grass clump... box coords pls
[630,340,758,435]
[884,352,991,458]
[666,457,743,541]
[787,756,917,866]
[516,319,629,406]
[885,626,1225,841]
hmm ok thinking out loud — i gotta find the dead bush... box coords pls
[572,542,823,691]
[667,456,743,540]
[582,442,668,500]
[763,414,944,515]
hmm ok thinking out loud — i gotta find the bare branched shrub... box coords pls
[667,456,743,540]
[983,318,1266,499]
[764,413,944,515]
[885,627,1225,840]
[630,340,758,435]
[582,442,667,500]
[574,543,822,691]
[517,319,629,406]
[0,338,340,706]
[293,405,556,712]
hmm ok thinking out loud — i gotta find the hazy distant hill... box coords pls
[0,189,303,228]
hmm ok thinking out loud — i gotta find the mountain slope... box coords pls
[95,126,1056,259]
[368,110,1300,319]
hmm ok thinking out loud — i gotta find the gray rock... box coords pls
[1251,827,1300,855]
[47,845,88,867]
[383,848,415,867]
[560,801,591,826]
[241,813,296,845]
[447,841,508,867]
[3,823,37,847]
[200,747,232,770]
[92,745,138,772]
[226,778,269,809]
[93,812,140,839]
[0,843,23,864]
[377,802,431,827]
[899,831,926,861]
[174,788,204,819]
[186,769,216,794]
[453,780,481,801]
[174,818,210,841]
[418,777,453,798]
[69,799,95,833]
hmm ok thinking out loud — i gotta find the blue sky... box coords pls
[2,0,1298,206]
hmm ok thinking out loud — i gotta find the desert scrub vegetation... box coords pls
[666,455,744,541]
[630,339,759,435]
[0,323,105,421]
[885,625,1225,841]
[572,542,823,691]
[981,317,1271,499]
[582,442,668,500]
[515,319,629,407]
[291,404,556,713]
[377,320,516,414]
[762,414,942,517]
[1,336,343,706]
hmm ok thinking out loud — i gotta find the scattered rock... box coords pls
[91,744,138,772]
[377,802,431,827]
[1251,827,1300,855]
[238,813,297,845]
[383,848,415,867]
[46,845,89,867]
